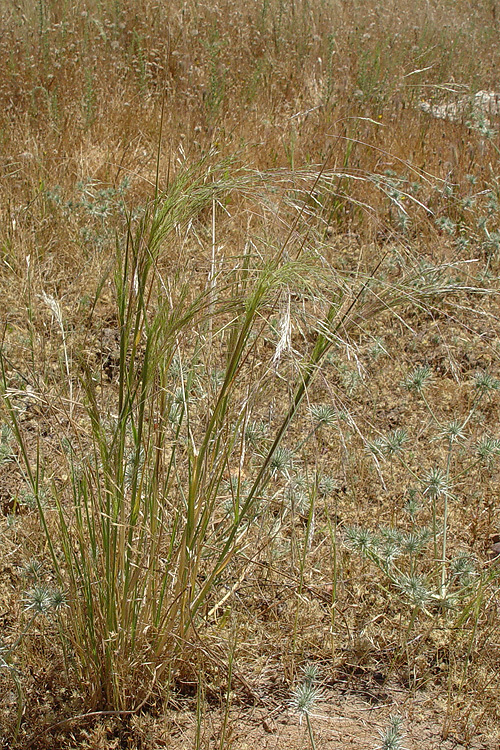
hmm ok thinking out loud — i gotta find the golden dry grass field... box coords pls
[2,1,500,748]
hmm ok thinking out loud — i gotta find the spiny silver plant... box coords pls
[289,663,323,750]
[269,446,293,477]
[21,558,44,580]
[476,436,500,465]
[310,403,338,428]
[23,585,67,615]
[1,564,67,742]
[344,525,378,557]
[381,428,409,457]
[404,489,421,519]
[394,572,431,611]
[401,364,432,393]
[16,484,48,511]
[124,446,146,487]
[435,419,467,445]
[244,419,268,447]
[379,539,401,569]
[365,429,409,463]
[399,529,431,557]
[317,474,339,497]
[374,714,407,750]
[473,370,499,394]
[344,525,432,610]
[421,466,451,500]
[290,679,322,717]
[450,553,477,588]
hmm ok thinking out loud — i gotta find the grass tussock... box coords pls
[2,1,500,748]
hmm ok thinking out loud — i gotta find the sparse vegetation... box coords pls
[2,1,500,748]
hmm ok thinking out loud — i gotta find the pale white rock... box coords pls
[419,90,500,129]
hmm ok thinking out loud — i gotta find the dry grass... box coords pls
[2,1,500,748]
